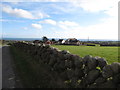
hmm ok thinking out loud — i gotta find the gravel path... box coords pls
[2,46,22,88]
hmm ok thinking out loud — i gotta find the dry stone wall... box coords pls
[12,42,120,88]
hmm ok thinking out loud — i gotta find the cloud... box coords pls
[84,17,117,39]
[1,0,61,2]
[2,0,118,17]
[71,0,118,17]
[55,17,118,39]
[2,0,21,2]
[104,5,118,17]
[2,4,50,19]
[57,21,79,30]
[10,2,19,4]
[0,19,24,22]
[50,3,78,14]
[72,0,116,11]
[31,23,42,29]
[39,19,56,25]
[36,12,50,19]
[23,27,28,30]
[39,20,79,30]
[39,19,79,29]
[58,21,79,26]
[0,19,9,22]
[2,4,35,19]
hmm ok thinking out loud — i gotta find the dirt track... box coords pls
[2,46,22,88]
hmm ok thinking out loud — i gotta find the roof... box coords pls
[66,38,78,42]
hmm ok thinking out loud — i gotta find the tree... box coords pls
[51,38,56,42]
[42,36,48,43]
[58,39,63,42]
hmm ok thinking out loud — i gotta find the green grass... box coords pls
[52,45,119,64]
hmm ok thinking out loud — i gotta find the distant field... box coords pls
[52,45,119,64]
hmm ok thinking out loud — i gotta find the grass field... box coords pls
[52,45,120,64]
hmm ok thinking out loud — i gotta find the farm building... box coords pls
[64,38,82,45]
[45,40,53,45]
[58,39,65,44]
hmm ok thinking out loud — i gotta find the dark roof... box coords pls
[67,38,78,42]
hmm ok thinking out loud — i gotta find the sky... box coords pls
[0,0,119,40]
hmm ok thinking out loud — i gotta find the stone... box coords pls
[65,54,72,60]
[112,73,120,84]
[95,76,107,84]
[87,57,98,70]
[53,63,58,71]
[74,56,83,69]
[48,56,57,67]
[79,78,87,88]
[65,60,74,69]
[84,66,89,74]
[118,84,120,88]
[45,44,50,48]
[102,65,113,78]
[71,77,78,87]
[86,69,100,85]
[74,68,84,79]
[83,55,92,64]
[98,80,116,88]
[60,71,69,81]
[95,57,107,69]
[59,61,66,70]
[88,84,97,88]
[61,50,69,54]
[67,69,75,79]
[54,60,66,72]
[110,62,120,75]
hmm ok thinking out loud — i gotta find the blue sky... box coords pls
[1,0,118,40]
